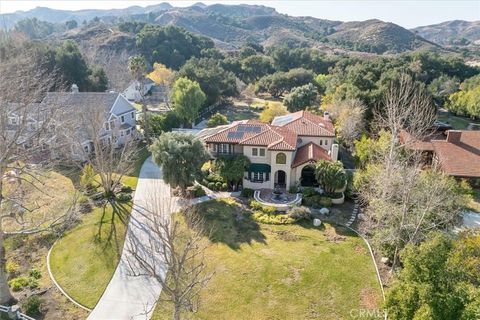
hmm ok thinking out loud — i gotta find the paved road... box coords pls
[88,157,173,320]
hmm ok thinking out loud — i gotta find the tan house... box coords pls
[200,110,338,189]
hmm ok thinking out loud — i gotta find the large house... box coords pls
[200,110,338,189]
[6,84,137,161]
[400,128,480,184]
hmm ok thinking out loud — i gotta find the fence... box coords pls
[0,305,36,320]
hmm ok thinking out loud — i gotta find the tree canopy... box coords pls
[314,160,347,195]
[207,112,229,128]
[446,75,480,119]
[283,83,318,112]
[386,231,480,320]
[171,77,206,127]
[136,24,214,69]
[178,58,238,106]
[150,132,210,191]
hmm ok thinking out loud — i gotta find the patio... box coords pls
[254,188,302,211]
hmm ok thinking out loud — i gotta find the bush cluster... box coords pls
[240,188,255,198]
[22,295,42,316]
[302,195,332,208]
[186,185,207,198]
[8,276,38,292]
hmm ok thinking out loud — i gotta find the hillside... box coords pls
[1,3,438,54]
[412,20,480,45]
[329,19,438,53]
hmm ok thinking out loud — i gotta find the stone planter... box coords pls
[331,192,345,205]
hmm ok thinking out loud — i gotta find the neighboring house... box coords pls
[198,110,338,189]
[400,129,480,184]
[8,85,137,160]
[122,79,155,102]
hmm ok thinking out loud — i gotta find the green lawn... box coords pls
[49,146,150,309]
[437,113,480,130]
[152,198,382,320]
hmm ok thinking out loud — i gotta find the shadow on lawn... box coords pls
[188,199,266,250]
[297,220,359,239]
[95,199,130,256]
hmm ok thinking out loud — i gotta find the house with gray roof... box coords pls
[6,84,137,161]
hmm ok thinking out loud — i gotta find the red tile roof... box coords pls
[431,130,480,178]
[275,110,335,137]
[239,126,297,151]
[399,129,447,152]
[291,142,332,168]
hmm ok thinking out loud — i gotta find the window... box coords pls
[319,140,323,145]
[276,153,286,164]
[8,117,17,125]
[324,140,328,146]
[218,144,231,154]
[109,121,115,129]
[126,129,131,135]
[83,145,89,153]
[252,148,258,156]
[259,148,265,157]
[121,115,125,123]
[121,131,125,137]
[131,112,135,119]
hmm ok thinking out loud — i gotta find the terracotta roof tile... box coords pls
[273,110,335,137]
[431,130,480,178]
[291,142,331,168]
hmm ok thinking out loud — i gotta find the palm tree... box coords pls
[128,55,149,142]
[314,160,347,195]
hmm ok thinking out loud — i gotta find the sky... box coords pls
[0,0,479,28]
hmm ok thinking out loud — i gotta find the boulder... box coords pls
[319,207,330,215]
[313,219,322,227]
[381,257,390,264]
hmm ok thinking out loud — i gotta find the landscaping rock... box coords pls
[381,257,390,264]
[358,213,365,221]
[313,219,322,227]
[319,207,330,215]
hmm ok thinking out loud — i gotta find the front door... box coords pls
[275,170,286,188]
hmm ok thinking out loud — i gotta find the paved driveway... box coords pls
[88,157,172,320]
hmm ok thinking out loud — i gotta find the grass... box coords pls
[152,198,382,320]
[437,113,480,130]
[49,145,150,309]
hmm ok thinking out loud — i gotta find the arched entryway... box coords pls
[275,170,286,188]
[300,165,317,187]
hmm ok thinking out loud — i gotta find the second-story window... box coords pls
[105,122,110,131]
[252,148,258,156]
[276,153,286,164]
[131,112,135,119]
[121,115,125,123]
[324,140,328,146]
[259,148,265,157]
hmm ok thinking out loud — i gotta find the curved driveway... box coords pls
[88,157,170,320]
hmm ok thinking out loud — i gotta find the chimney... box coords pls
[71,83,79,93]
[330,143,339,161]
[323,111,330,121]
[446,130,462,144]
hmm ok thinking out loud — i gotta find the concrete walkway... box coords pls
[88,157,172,320]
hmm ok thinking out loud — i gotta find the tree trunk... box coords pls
[142,103,150,143]
[173,303,181,320]
[0,231,14,305]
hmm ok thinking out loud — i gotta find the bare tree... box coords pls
[126,190,212,320]
[59,102,140,199]
[356,74,468,270]
[0,37,78,304]
[325,98,366,149]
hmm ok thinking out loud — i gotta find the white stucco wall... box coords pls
[297,136,334,151]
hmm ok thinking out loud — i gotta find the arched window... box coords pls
[276,153,286,164]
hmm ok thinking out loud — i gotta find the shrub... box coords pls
[8,277,30,291]
[302,187,318,197]
[116,193,132,202]
[206,173,225,183]
[330,192,343,199]
[186,185,206,198]
[6,261,19,275]
[252,211,296,224]
[78,195,92,213]
[22,295,42,316]
[207,182,216,190]
[207,112,228,127]
[249,200,263,210]
[221,183,228,191]
[303,195,332,208]
[241,188,254,198]
[28,278,39,289]
[287,206,311,220]
[29,268,42,280]
[215,182,223,191]
[288,186,298,194]
[120,185,133,193]
[80,164,96,191]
